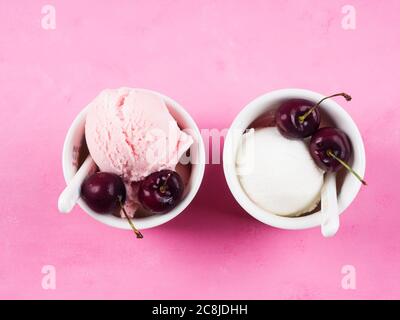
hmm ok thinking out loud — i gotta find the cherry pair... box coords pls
[81,170,184,239]
[275,93,366,185]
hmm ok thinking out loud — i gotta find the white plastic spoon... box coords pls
[58,155,97,213]
[321,173,339,237]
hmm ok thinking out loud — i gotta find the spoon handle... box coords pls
[321,173,340,237]
[58,155,96,213]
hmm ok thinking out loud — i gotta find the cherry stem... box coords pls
[159,173,171,194]
[298,93,352,123]
[327,150,367,185]
[118,198,143,239]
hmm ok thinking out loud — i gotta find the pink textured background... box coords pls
[0,0,399,300]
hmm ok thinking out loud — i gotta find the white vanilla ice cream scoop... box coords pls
[236,127,324,216]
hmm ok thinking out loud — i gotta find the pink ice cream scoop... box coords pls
[85,88,193,216]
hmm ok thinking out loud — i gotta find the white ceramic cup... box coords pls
[61,89,206,230]
[223,88,366,230]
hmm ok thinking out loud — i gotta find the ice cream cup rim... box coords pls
[223,88,366,230]
[62,88,206,230]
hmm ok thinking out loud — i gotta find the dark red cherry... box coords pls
[138,170,184,214]
[81,172,126,214]
[81,172,143,238]
[275,93,351,139]
[275,99,321,139]
[310,127,366,185]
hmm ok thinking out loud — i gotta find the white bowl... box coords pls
[61,89,205,230]
[223,88,366,230]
